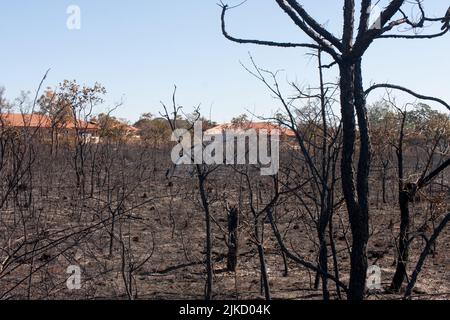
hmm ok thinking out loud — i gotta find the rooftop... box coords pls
[0,113,98,130]
[205,122,296,137]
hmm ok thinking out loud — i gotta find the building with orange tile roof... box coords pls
[0,113,98,131]
[205,121,296,137]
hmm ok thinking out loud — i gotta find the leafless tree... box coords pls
[220,0,449,299]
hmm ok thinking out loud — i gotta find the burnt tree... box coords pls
[220,0,450,299]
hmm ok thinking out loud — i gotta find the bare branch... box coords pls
[220,4,321,50]
[284,0,343,51]
[404,212,450,299]
[365,83,450,111]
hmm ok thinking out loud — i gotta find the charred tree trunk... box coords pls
[317,228,330,300]
[340,59,370,300]
[381,160,389,204]
[315,50,330,300]
[227,207,239,272]
[198,169,213,301]
[353,59,371,299]
[109,209,116,256]
[391,111,409,292]
[391,190,410,291]
[255,215,271,301]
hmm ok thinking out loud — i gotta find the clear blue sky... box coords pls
[0,1,449,123]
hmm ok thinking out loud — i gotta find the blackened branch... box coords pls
[220,4,321,50]
[365,83,450,111]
